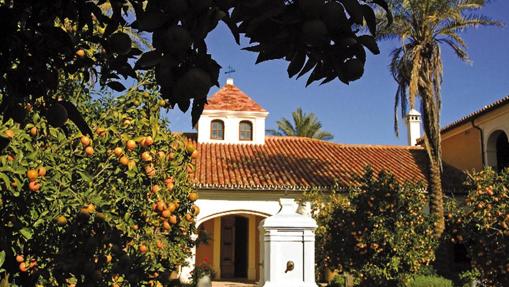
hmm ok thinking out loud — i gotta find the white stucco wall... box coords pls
[197,110,268,145]
[194,190,301,227]
[475,104,509,168]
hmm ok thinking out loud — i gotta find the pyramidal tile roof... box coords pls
[204,82,267,112]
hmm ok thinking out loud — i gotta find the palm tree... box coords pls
[267,108,334,141]
[381,0,500,236]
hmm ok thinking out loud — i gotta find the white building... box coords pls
[181,79,434,285]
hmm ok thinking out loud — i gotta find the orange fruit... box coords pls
[167,152,175,160]
[156,240,164,249]
[165,181,174,191]
[85,204,96,213]
[4,129,15,139]
[75,49,86,58]
[185,213,193,222]
[95,127,107,137]
[37,167,47,177]
[27,169,38,182]
[56,215,67,226]
[139,244,148,254]
[169,215,177,225]
[187,192,198,202]
[105,254,112,263]
[119,156,129,166]
[162,209,171,218]
[140,136,154,147]
[191,150,199,159]
[145,165,156,177]
[191,205,200,216]
[29,259,37,269]
[114,147,123,157]
[126,140,137,151]
[141,151,153,162]
[80,136,91,147]
[85,146,94,156]
[19,262,27,272]
[16,255,24,263]
[151,185,161,193]
[157,201,167,212]
[7,154,14,161]
[29,181,41,192]
[164,177,174,185]
[30,127,38,137]
[167,202,177,213]
[162,220,171,231]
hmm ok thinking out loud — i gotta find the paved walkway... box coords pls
[211,280,257,287]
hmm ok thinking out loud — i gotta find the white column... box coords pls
[248,214,257,280]
[260,198,318,287]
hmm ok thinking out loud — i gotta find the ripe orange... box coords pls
[167,202,177,213]
[151,185,161,193]
[38,166,47,177]
[164,177,174,185]
[187,192,198,202]
[165,181,174,191]
[7,154,14,161]
[16,255,24,263]
[114,147,123,157]
[185,213,193,222]
[85,204,96,213]
[140,136,153,147]
[156,240,164,249]
[145,165,156,177]
[139,244,148,254]
[30,127,38,137]
[162,220,171,231]
[19,262,27,272]
[169,215,177,225]
[186,143,196,154]
[29,259,37,269]
[126,140,137,151]
[167,152,175,160]
[141,151,153,162]
[56,215,67,226]
[85,146,94,156]
[162,209,171,218]
[105,254,112,263]
[119,156,129,166]
[80,136,91,147]
[29,181,41,192]
[75,49,86,58]
[95,127,107,137]
[27,169,38,182]
[157,201,167,212]
[4,129,15,139]
[191,150,199,159]
[191,205,200,216]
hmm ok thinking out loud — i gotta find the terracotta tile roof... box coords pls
[442,94,509,133]
[189,136,439,191]
[204,84,267,112]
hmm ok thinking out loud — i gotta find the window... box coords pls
[239,121,253,141]
[210,120,224,140]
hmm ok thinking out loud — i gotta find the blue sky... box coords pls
[165,1,509,145]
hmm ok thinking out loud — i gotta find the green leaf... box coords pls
[20,227,33,240]
[0,250,5,267]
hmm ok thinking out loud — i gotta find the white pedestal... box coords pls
[258,198,318,287]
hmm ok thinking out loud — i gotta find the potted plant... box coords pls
[191,258,216,287]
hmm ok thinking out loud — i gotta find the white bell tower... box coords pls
[406,109,422,146]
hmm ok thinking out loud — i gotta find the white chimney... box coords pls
[406,109,421,146]
[226,78,234,86]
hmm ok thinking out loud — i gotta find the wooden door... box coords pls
[221,216,235,278]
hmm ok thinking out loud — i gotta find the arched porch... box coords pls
[196,212,267,282]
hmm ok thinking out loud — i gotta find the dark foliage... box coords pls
[0,0,390,130]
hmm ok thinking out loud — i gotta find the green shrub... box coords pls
[406,275,453,287]
[445,168,509,287]
[308,168,438,286]
[328,274,346,287]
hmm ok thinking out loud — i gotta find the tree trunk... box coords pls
[429,156,445,236]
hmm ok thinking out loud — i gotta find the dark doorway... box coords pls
[220,215,248,279]
[496,132,509,171]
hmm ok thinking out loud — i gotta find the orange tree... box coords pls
[310,168,437,286]
[445,168,509,287]
[0,85,200,286]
